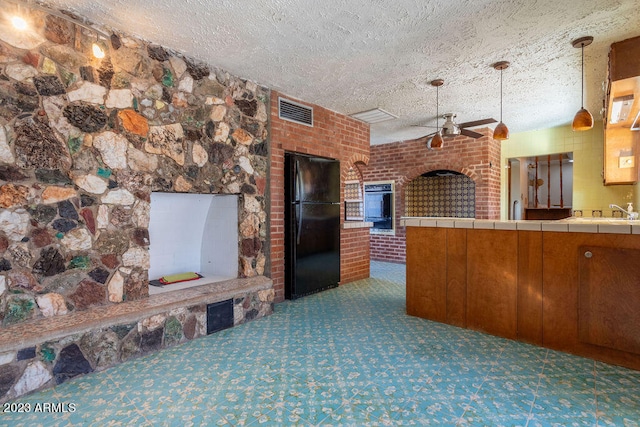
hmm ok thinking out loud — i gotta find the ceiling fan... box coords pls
[437,113,498,139]
[413,79,498,148]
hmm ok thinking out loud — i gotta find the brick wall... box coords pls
[364,130,502,263]
[269,92,370,302]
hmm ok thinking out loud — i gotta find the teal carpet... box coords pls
[2,262,639,426]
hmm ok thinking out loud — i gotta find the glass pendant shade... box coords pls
[493,121,509,140]
[572,107,593,131]
[429,131,444,150]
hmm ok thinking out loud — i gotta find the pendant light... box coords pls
[429,79,444,150]
[492,61,510,140]
[571,36,594,131]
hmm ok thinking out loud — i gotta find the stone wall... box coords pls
[0,7,269,327]
[0,281,274,402]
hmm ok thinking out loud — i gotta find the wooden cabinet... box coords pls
[406,227,466,326]
[445,228,466,327]
[579,246,640,355]
[605,36,640,184]
[610,35,640,82]
[516,231,543,345]
[407,227,543,345]
[604,125,639,185]
[406,226,640,370]
[543,232,640,369]
[406,227,447,322]
[466,230,518,339]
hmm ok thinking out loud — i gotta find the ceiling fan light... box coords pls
[493,121,509,140]
[572,107,593,131]
[429,131,444,150]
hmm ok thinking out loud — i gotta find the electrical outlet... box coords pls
[619,156,635,168]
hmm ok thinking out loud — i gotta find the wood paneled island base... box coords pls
[405,219,640,371]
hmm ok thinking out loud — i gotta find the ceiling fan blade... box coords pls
[460,129,484,139]
[405,132,436,143]
[410,124,438,128]
[458,118,497,128]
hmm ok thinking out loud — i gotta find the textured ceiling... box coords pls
[38,0,640,144]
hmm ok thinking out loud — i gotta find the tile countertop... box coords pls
[342,221,373,229]
[400,217,640,235]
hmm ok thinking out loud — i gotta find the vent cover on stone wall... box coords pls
[279,97,313,126]
[207,299,233,335]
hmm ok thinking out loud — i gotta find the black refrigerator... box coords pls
[285,153,340,299]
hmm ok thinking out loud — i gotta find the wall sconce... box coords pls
[11,16,28,30]
[92,41,106,59]
[5,0,111,59]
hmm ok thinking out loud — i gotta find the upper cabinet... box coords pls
[605,36,640,185]
[610,36,640,81]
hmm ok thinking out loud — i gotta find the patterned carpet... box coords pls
[2,262,640,426]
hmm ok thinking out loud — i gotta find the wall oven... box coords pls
[364,181,395,233]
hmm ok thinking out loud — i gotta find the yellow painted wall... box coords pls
[500,122,639,219]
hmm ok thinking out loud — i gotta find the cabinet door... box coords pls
[578,245,640,355]
[466,229,518,339]
[543,232,640,370]
[406,227,447,322]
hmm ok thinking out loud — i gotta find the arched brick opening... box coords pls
[405,170,476,218]
[363,130,501,263]
[401,165,481,219]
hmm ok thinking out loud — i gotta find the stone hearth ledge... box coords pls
[0,276,272,354]
[400,217,640,235]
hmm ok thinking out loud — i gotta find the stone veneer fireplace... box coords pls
[0,4,273,402]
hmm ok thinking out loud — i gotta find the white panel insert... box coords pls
[148,193,238,293]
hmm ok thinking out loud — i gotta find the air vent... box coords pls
[279,98,313,127]
[350,108,398,124]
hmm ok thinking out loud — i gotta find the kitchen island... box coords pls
[402,217,640,370]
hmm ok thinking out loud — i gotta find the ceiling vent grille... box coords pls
[279,98,313,127]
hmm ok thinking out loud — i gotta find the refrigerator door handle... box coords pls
[295,202,302,245]
[295,159,303,203]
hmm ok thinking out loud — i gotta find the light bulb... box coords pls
[92,42,105,59]
[11,16,28,30]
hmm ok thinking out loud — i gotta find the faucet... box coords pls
[609,203,639,220]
